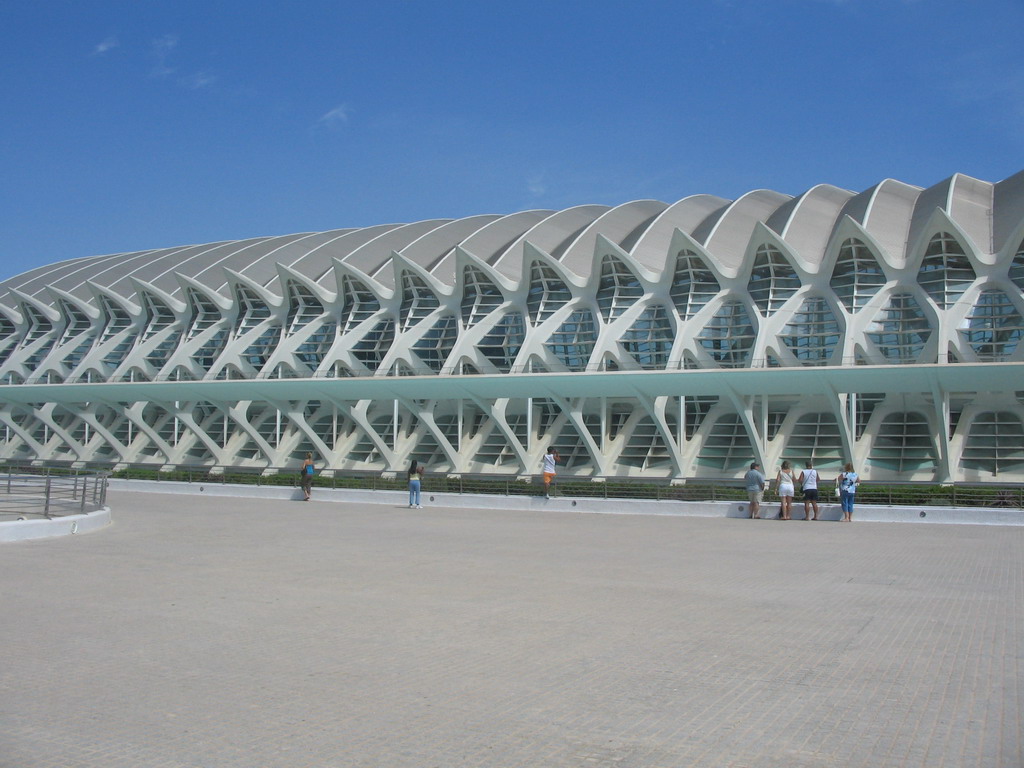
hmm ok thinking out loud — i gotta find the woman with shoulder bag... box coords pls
[836,462,859,522]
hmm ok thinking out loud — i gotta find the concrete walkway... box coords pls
[1,490,1021,767]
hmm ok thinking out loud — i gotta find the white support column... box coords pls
[457,399,464,453]
[526,397,533,453]
[601,396,608,454]
[850,391,857,436]
[679,395,685,454]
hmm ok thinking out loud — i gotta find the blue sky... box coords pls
[2,0,1022,280]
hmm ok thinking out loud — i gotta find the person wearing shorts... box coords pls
[744,461,766,519]
[542,446,559,499]
[798,461,820,520]
[775,460,796,520]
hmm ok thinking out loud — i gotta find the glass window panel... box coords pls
[461,266,504,328]
[477,312,525,373]
[544,308,597,371]
[830,238,885,312]
[526,262,571,324]
[918,232,975,309]
[866,293,932,363]
[411,314,458,372]
[233,286,271,336]
[339,275,381,333]
[960,411,1024,473]
[352,317,395,372]
[868,411,937,471]
[619,304,673,369]
[780,297,841,365]
[697,300,756,368]
[748,244,800,316]
[596,255,643,322]
[959,289,1024,361]
[286,283,325,335]
[670,251,720,320]
[399,272,440,331]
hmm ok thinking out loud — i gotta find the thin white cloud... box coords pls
[92,36,119,56]
[151,34,178,77]
[317,104,351,128]
[527,172,547,198]
[180,71,218,90]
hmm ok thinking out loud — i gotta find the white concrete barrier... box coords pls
[107,479,1024,526]
[0,507,112,543]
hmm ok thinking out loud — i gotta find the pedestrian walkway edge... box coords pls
[106,479,1024,526]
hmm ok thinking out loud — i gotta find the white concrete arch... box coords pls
[629,194,732,275]
[699,189,792,272]
[558,199,668,278]
[490,205,610,281]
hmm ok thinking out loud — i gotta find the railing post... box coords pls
[44,475,53,519]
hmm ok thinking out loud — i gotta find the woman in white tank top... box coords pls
[775,461,796,520]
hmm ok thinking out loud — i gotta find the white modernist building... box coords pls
[1,169,1023,482]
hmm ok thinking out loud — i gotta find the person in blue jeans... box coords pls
[408,459,424,509]
[836,462,859,522]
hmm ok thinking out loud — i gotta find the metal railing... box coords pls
[0,466,109,520]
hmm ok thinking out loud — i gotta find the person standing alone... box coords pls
[542,446,560,499]
[744,461,766,519]
[300,452,315,501]
[408,459,424,509]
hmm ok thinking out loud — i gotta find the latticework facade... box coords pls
[2,170,1024,481]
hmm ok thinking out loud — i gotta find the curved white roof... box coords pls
[3,169,1022,307]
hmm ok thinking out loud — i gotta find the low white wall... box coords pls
[0,507,112,543]
[107,479,1024,526]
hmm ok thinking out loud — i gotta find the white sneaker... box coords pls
[416,505,423,509]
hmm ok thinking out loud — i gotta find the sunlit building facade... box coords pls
[1,169,1023,482]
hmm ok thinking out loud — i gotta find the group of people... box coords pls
[299,447,564,507]
[299,452,427,508]
[744,460,860,522]
[305,448,868,521]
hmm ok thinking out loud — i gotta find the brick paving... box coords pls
[1,490,1021,768]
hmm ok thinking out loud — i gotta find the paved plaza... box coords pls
[1,490,1021,768]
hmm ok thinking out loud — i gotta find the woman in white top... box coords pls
[775,460,796,520]
[797,461,819,520]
